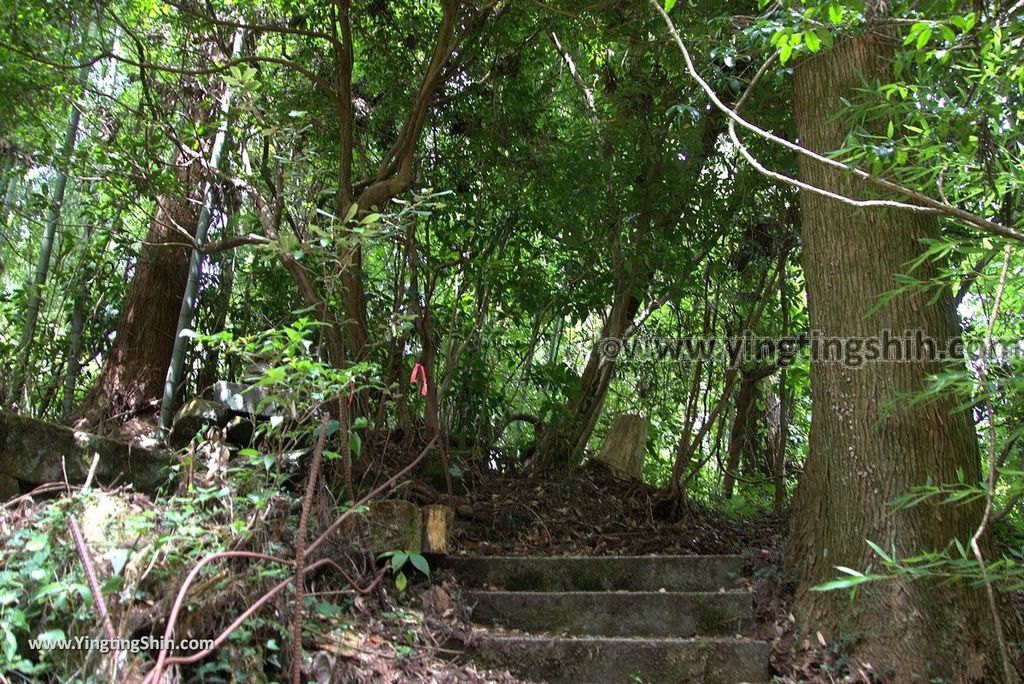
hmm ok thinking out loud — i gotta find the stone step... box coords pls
[471,634,770,684]
[464,590,753,638]
[444,554,745,592]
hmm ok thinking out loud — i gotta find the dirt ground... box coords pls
[9,452,1019,683]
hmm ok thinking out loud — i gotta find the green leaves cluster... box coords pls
[379,550,431,593]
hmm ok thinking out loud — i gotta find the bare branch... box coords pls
[2,44,339,107]
[549,31,598,121]
[648,0,1024,243]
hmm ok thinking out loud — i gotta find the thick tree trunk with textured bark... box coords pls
[784,34,999,680]
[70,161,201,434]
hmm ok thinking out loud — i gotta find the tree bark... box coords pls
[723,367,772,498]
[773,249,790,511]
[784,34,999,680]
[70,159,202,433]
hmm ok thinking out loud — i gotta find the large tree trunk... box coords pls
[70,160,202,434]
[784,34,1000,680]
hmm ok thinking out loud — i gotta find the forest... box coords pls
[0,0,1022,681]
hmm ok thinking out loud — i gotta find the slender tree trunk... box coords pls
[12,72,87,404]
[784,34,1000,680]
[405,221,453,493]
[63,282,88,416]
[419,287,452,494]
[62,223,95,417]
[534,101,731,472]
[340,253,369,362]
[0,163,17,228]
[159,29,243,433]
[773,249,790,510]
[0,167,18,282]
[723,370,760,498]
[535,286,639,469]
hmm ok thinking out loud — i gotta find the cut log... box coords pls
[422,504,454,555]
[595,413,649,479]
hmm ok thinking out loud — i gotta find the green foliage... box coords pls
[0,0,1023,680]
[378,550,431,594]
[0,0,1019,610]
[0,486,266,677]
[0,502,81,677]
[192,317,378,419]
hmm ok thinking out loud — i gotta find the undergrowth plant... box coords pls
[378,550,431,593]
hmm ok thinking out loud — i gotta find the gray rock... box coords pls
[0,411,172,493]
[168,398,229,449]
[208,381,278,419]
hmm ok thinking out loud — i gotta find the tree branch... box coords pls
[648,0,1024,243]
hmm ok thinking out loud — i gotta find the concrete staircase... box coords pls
[445,555,769,683]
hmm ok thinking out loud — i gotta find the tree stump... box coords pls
[422,504,454,555]
[595,413,649,479]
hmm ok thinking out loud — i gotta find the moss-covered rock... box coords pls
[168,397,229,449]
[344,499,422,555]
[0,410,172,493]
[0,472,19,501]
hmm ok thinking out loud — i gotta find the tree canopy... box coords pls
[1,0,1023,680]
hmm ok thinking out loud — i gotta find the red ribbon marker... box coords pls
[410,363,428,396]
